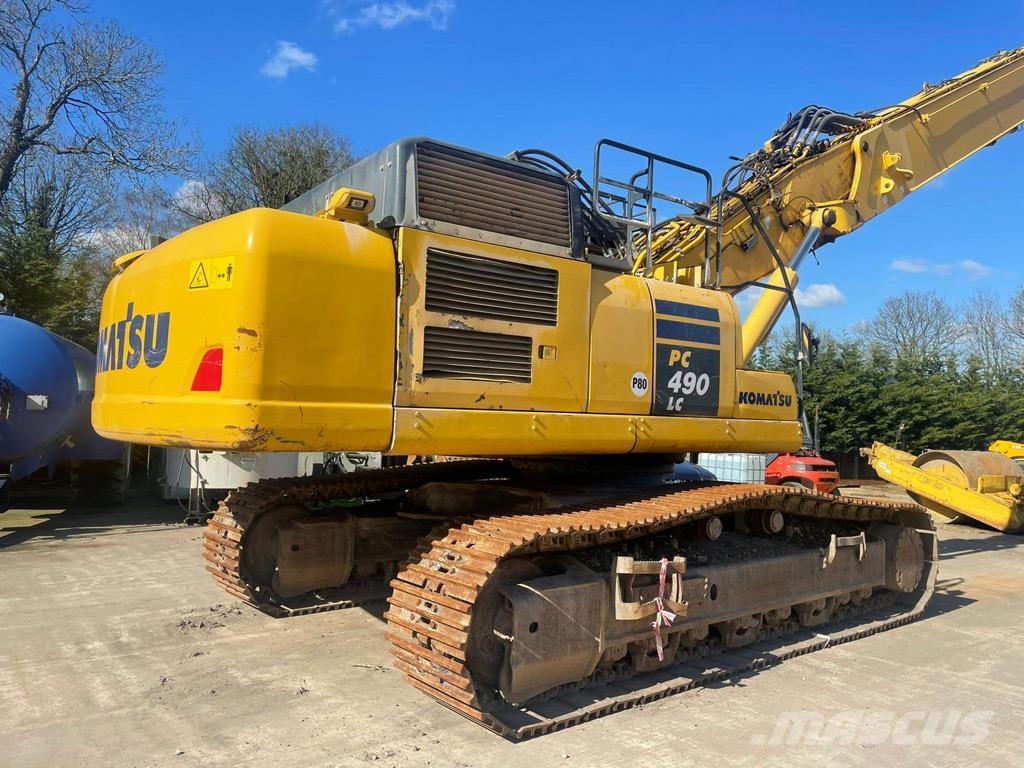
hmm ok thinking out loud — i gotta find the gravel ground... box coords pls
[1,488,1021,768]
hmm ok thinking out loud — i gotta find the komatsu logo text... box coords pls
[738,390,793,408]
[96,303,170,372]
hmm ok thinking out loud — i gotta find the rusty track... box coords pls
[202,460,512,616]
[384,483,937,739]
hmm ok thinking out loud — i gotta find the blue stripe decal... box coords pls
[654,299,719,322]
[656,319,721,345]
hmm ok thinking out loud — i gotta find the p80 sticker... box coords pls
[653,344,719,416]
[630,372,649,397]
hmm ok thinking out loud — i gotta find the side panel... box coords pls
[644,282,740,419]
[390,407,801,456]
[733,370,799,422]
[395,228,590,413]
[93,209,397,451]
[587,271,654,415]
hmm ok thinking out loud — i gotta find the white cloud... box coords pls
[335,1,455,33]
[794,283,847,309]
[733,282,844,318]
[733,286,764,316]
[958,259,992,278]
[261,41,318,79]
[79,226,130,251]
[889,257,992,279]
[173,179,207,205]
[890,258,929,274]
[172,179,227,221]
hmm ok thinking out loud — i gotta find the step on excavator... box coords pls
[93,47,1024,737]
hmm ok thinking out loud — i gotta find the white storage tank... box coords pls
[696,453,767,484]
[157,449,330,502]
[153,449,384,523]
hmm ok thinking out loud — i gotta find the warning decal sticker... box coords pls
[188,258,234,291]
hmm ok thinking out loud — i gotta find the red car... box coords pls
[764,451,840,494]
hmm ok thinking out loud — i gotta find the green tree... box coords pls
[0,162,104,347]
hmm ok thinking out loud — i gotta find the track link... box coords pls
[202,460,511,616]
[384,483,937,738]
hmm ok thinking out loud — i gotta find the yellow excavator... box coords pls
[990,440,1024,469]
[93,48,1023,737]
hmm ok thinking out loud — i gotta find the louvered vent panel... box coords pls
[425,249,559,326]
[422,327,532,383]
[416,142,571,247]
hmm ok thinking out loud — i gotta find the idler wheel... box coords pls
[465,558,544,687]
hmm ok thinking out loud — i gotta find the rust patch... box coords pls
[237,327,258,337]
[232,423,305,449]
[232,425,273,451]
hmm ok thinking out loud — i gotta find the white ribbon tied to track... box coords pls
[651,557,677,661]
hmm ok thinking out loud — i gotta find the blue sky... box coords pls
[93,0,1024,331]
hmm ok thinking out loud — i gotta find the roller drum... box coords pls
[910,449,1024,523]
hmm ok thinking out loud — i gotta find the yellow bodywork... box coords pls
[739,267,797,365]
[989,440,1024,463]
[94,210,398,451]
[93,209,800,455]
[92,47,1024,464]
[863,442,1024,533]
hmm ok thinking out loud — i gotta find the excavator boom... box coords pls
[642,47,1024,291]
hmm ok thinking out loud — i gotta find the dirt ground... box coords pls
[1,488,1022,768]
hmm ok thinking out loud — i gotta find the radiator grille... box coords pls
[425,249,558,326]
[416,142,571,247]
[422,326,532,383]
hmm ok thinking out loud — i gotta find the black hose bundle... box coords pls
[507,148,626,255]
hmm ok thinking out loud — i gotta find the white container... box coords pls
[158,449,327,501]
[696,452,767,484]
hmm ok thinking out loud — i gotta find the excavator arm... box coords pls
[641,47,1024,293]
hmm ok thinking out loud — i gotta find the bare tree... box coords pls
[0,0,190,202]
[1007,286,1024,351]
[176,124,354,222]
[961,288,1013,378]
[92,182,189,255]
[1,150,110,253]
[862,290,962,363]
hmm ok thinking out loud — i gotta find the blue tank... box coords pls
[0,314,125,505]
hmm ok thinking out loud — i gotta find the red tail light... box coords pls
[191,347,223,391]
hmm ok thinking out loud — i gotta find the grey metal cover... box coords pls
[282,137,575,258]
[282,137,420,223]
[415,142,571,248]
